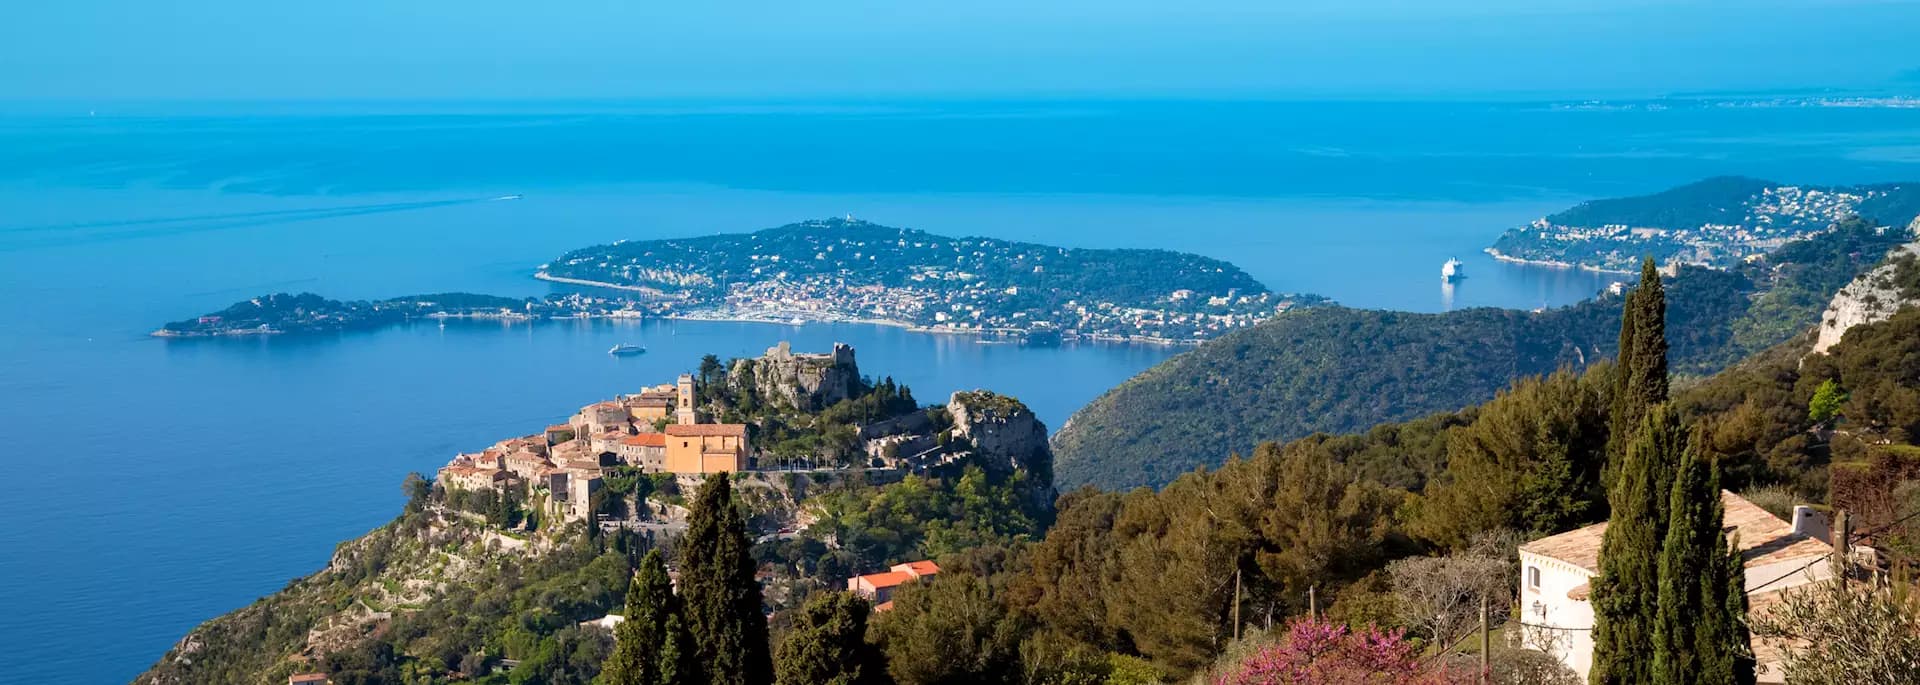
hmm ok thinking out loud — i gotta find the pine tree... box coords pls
[1589,405,1685,685]
[605,550,681,685]
[774,591,887,685]
[680,474,774,685]
[1652,433,1718,685]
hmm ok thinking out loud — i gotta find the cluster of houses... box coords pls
[437,372,752,521]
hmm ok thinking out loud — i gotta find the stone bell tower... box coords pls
[675,373,697,425]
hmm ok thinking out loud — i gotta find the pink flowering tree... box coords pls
[1214,617,1469,685]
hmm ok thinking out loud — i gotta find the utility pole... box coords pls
[1232,568,1243,642]
[1835,509,1853,578]
[1479,594,1491,685]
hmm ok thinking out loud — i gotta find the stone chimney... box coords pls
[1792,505,1832,544]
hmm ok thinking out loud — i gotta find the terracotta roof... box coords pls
[622,433,667,447]
[666,423,748,437]
[546,424,572,433]
[893,560,940,576]
[854,571,913,589]
[630,396,674,408]
[873,600,896,612]
[1521,491,1831,574]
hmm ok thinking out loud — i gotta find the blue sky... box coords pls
[5,0,1919,100]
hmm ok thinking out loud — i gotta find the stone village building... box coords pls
[437,367,752,522]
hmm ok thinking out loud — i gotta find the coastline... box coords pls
[533,271,673,296]
[1483,247,1636,275]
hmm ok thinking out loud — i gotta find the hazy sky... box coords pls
[6,0,1919,100]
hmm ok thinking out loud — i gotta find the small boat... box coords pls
[789,317,807,326]
[1442,258,1466,282]
[608,343,646,356]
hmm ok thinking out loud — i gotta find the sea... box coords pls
[2,98,1918,683]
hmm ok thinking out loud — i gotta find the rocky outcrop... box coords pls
[731,341,863,412]
[1813,219,1920,354]
[947,390,1054,489]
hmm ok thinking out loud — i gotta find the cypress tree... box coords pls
[605,550,683,685]
[1652,433,1718,685]
[660,612,698,685]
[1706,530,1757,685]
[1589,405,1685,685]
[1607,257,1670,489]
[774,591,887,685]
[681,474,774,685]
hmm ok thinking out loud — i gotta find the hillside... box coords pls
[539,217,1325,343]
[1489,176,1920,271]
[1054,217,1915,490]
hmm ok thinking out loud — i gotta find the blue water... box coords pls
[2,98,1918,683]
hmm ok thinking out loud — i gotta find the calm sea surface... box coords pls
[2,99,1917,683]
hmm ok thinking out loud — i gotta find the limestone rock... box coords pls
[1813,219,1920,355]
[731,341,863,412]
[946,390,1054,487]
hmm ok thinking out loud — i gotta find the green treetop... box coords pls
[773,591,888,685]
[680,474,775,685]
[1652,434,1727,684]
[604,550,695,685]
[1609,257,1671,487]
[1590,405,1685,685]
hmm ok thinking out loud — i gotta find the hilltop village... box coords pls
[434,341,1053,528]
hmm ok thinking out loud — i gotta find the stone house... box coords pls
[848,560,941,610]
[1517,491,1839,683]
[664,423,750,474]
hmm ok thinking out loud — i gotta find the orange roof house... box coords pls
[847,560,941,608]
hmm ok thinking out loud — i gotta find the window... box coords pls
[1527,566,1541,591]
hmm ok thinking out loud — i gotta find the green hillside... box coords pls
[1054,218,1913,490]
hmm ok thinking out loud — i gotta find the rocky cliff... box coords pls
[731,341,863,412]
[1814,219,1920,354]
[947,390,1054,491]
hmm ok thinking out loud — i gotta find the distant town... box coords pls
[155,218,1327,345]
[538,217,1324,344]
[1488,177,1920,272]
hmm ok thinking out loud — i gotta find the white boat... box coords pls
[491,194,523,201]
[608,343,646,356]
[1442,258,1466,282]
[789,317,807,326]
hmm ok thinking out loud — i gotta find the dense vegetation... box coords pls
[1055,217,1914,490]
[1544,176,1773,230]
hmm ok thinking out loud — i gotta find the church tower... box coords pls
[675,373,697,425]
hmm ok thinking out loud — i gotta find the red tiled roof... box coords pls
[666,423,748,437]
[854,571,913,589]
[546,424,572,433]
[894,560,940,576]
[622,433,667,447]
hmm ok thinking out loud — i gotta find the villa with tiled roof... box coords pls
[1517,490,1839,683]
